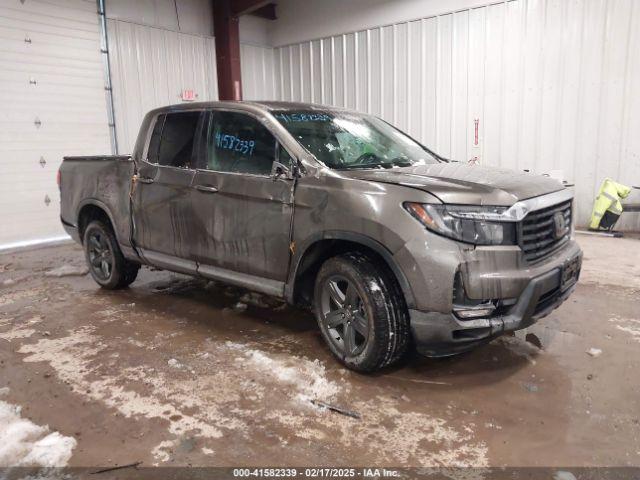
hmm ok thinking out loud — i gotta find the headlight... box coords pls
[404,202,517,246]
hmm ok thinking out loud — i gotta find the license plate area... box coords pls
[561,254,581,291]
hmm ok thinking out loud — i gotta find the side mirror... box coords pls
[271,161,292,180]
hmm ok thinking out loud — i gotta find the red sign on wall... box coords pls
[474,118,479,146]
[181,89,196,101]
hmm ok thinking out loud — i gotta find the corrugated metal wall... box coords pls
[272,0,640,229]
[107,19,218,153]
[0,0,111,248]
[108,19,276,154]
[241,42,276,101]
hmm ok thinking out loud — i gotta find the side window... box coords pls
[157,111,200,168]
[206,111,276,175]
[278,143,294,168]
[146,114,165,164]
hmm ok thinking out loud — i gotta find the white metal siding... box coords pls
[107,19,218,154]
[241,42,276,101]
[272,0,640,229]
[0,0,111,248]
[107,19,277,154]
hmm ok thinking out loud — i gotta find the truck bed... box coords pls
[63,155,131,162]
[59,155,135,252]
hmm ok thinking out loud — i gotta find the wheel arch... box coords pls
[285,231,416,309]
[76,199,118,244]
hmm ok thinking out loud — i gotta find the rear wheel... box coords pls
[83,220,139,289]
[314,252,410,372]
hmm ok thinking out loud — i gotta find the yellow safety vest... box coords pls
[589,178,632,229]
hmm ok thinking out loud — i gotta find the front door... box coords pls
[188,110,295,290]
[131,110,202,273]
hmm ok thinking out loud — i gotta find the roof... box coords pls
[248,101,348,112]
[146,100,353,117]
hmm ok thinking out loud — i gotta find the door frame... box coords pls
[131,109,207,274]
[188,109,300,290]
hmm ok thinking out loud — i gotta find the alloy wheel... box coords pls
[320,275,370,356]
[87,230,113,281]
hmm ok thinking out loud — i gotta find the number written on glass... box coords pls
[215,132,255,156]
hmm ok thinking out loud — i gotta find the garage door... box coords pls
[0,0,111,249]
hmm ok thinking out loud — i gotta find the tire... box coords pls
[313,252,410,372]
[83,220,140,289]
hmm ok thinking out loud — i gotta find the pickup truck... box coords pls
[60,101,582,372]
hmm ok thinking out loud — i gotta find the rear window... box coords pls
[154,111,200,168]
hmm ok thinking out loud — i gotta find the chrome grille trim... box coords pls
[518,199,572,262]
[500,188,573,222]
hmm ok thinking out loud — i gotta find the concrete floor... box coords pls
[0,234,639,469]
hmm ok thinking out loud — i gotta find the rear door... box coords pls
[189,110,295,290]
[132,110,202,272]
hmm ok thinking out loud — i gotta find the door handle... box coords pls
[137,176,154,184]
[195,185,219,193]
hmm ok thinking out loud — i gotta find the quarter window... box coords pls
[156,111,200,168]
[278,144,294,168]
[146,114,164,164]
[205,111,276,175]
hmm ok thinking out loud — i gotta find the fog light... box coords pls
[454,303,496,319]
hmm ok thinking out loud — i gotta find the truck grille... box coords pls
[519,200,572,262]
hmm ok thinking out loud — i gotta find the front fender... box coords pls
[286,230,417,309]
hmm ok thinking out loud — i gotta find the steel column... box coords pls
[213,0,243,100]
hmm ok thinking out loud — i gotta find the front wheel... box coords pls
[83,220,139,289]
[314,252,410,372]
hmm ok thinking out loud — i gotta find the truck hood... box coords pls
[339,163,565,206]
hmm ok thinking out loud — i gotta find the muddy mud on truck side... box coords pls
[59,101,582,372]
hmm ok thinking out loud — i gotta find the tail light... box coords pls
[57,169,61,189]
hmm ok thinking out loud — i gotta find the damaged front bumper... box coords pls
[410,246,583,357]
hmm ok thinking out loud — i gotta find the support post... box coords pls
[213,0,242,101]
[97,0,118,153]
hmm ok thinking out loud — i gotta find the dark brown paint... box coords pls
[59,101,582,353]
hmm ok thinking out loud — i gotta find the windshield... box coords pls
[272,110,440,169]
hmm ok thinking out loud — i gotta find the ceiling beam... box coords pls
[230,0,271,17]
[249,3,276,20]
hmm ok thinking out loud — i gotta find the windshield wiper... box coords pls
[335,159,414,170]
[334,163,386,170]
[389,159,413,167]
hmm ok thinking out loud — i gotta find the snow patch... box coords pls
[18,329,226,440]
[232,302,247,312]
[238,292,273,309]
[0,327,36,341]
[226,341,340,403]
[0,400,76,467]
[44,265,88,278]
[0,289,41,308]
[0,317,43,341]
[167,358,183,369]
[586,347,602,358]
[609,315,640,343]
[615,325,640,343]
[152,440,174,463]
[14,327,486,468]
[334,397,488,467]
